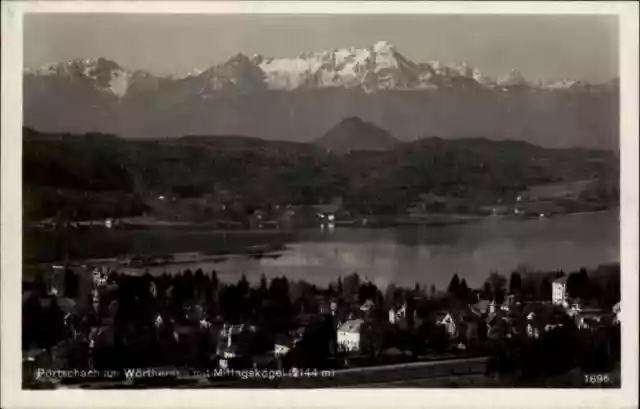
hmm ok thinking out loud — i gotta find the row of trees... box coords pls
[445,264,620,308]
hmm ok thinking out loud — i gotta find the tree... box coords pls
[358,281,379,302]
[259,274,268,292]
[385,283,397,305]
[219,284,241,323]
[486,272,507,301]
[482,281,493,300]
[44,298,65,349]
[567,268,590,300]
[343,273,361,302]
[509,272,522,296]
[207,269,219,307]
[540,278,552,302]
[64,268,79,299]
[447,274,461,298]
[22,292,44,349]
[237,274,250,298]
[209,269,219,288]
[194,269,205,302]
[458,278,470,301]
[267,277,292,327]
[291,279,313,301]
[426,322,449,352]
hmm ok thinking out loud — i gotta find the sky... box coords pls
[24,14,618,83]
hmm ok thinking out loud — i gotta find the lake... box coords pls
[25,211,619,290]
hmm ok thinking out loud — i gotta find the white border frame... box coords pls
[2,2,638,409]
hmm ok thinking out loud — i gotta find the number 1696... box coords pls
[584,374,611,384]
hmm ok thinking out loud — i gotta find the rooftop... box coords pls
[553,275,569,284]
[274,333,294,347]
[338,319,364,333]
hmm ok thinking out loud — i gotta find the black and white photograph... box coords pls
[1,2,638,408]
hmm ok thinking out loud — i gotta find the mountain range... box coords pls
[23,41,619,149]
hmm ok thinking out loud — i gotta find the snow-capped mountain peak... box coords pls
[372,40,395,53]
[24,42,600,96]
[196,53,266,94]
[27,57,134,98]
[543,78,587,90]
[255,41,425,91]
[496,69,528,88]
[76,58,131,97]
[472,67,495,86]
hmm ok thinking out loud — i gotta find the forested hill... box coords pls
[23,127,619,221]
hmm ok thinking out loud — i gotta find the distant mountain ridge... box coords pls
[26,41,614,94]
[23,41,619,149]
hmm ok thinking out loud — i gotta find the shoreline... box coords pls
[25,207,618,233]
[22,209,618,271]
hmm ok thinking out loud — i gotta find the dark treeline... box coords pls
[446,264,620,309]
[23,127,619,221]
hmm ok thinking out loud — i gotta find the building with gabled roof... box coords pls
[337,318,365,352]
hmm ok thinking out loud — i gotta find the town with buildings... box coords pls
[22,259,621,388]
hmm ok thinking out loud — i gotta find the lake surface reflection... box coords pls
[115,211,619,290]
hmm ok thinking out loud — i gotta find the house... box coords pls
[613,302,621,324]
[552,276,569,305]
[502,294,516,310]
[486,313,513,340]
[525,311,541,339]
[250,210,266,229]
[314,204,340,222]
[218,345,250,370]
[217,325,256,369]
[92,268,108,287]
[470,299,495,316]
[435,312,459,339]
[274,334,295,358]
[524,303,572,334]
[337,319,365,352]
[388,303,407,324]
[579,307,607,329]
[217,324,250,354]
[47,265,67,296]
[360,299,375,313]
[330,299,338,316]
[521,303,547,337]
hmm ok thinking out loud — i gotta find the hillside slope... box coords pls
[23,127,619,221]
